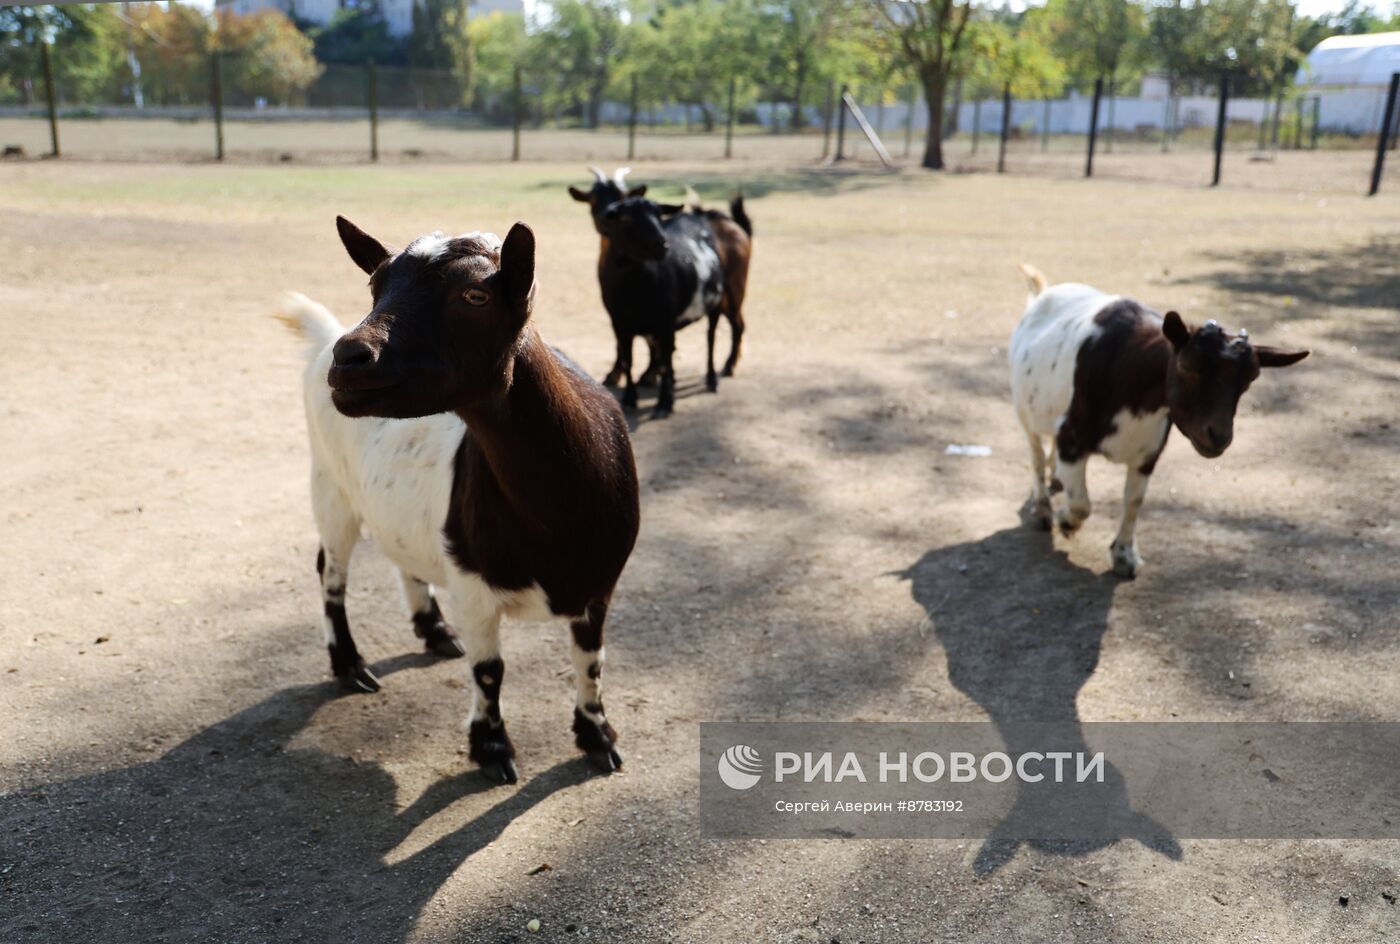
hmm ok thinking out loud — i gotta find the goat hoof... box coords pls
[588,747,624,773]
[338,662,382,694]
[1110,542,1141,579]
[622,389,639,410]
[721,365,736,378]
[638,370,660,388]
[480,758,519,785]
[651,405,673,420]
[417,623,466,659]
[705,373,718,393]
[1056,513,1082,538]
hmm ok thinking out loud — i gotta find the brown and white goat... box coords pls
[1009,266,1308,578]
[278,217,640,783]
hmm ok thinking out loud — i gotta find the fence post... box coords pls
[1311,96,1320,149]
[834,83,849,161]
[1368,72,1400,196]
[1042,97,1051,152]
[724,75,736,159]
[971,98,981,154]
[1270,88,1284,149]
[1294,97,1303,150]
[997,85,1011,173]
[1085,77,1103,178]
[821,82,834,160]
[210,50,224,162]
[511,64,522,162]
[1212,72,1228,186]
[40,40,60,158]
[904,84,915,158]
[1162,92,1173,152]
[627,74,637,161]
[367,59,379,162]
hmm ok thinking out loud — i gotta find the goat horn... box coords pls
[588,166,606,184]
[614,167,632,189]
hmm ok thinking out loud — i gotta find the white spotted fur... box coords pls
[1008,269,1171,578]
[277,291,563,649]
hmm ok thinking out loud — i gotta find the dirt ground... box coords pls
[2,160,1398,943]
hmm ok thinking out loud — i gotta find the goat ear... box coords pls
[1162,311,1190,352]
[336,215,390,275]
[655,203,685,216]
[1255,346,1310,368]
[568,186,592,203]
[626,185,647,198]
[500,222,536,314]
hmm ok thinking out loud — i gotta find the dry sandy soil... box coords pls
[2,160,1398,943]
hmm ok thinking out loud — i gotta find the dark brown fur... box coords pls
[1059,300,1309,467]
[328,215,639,776]
[1057,300,1171,466]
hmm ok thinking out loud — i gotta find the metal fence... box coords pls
[3,47,1398,197]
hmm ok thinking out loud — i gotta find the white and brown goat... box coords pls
[277,217,639,783]
[1009,266,1308,578]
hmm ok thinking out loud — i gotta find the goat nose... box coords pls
[1206,426,1229,448]
[333,336,376,369]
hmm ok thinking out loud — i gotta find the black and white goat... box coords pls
[1010,266,1308,578]
[569,167,752,418]
[277,217,640,783]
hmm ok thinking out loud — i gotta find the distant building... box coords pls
[1297,32,1400,133]
[216,0,524,39]
[1299,31,1400,88]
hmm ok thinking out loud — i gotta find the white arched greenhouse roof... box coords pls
[1299,31,1400,87]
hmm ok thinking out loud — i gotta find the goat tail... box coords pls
[729,192,752,237]
[274,291,345,362]
[1018,263,1048,297]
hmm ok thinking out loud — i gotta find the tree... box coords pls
[629,0,768,131]
[216,10,322,105]
[532,0,626,128]
[308,6,407,67]
[870,0,978,169]
[409,0,472,107]
[1043,0,1147,90]
[0,4,128,105]
[760,0,872,131]
[469,11,528,117]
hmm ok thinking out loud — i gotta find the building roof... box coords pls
[1299,31,1400,87]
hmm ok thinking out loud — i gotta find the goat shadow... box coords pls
[1,652,594,944]
[897,523,1183,875]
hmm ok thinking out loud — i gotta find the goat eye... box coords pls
[463,288,490,306]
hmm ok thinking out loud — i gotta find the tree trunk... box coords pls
[921,72,948,170]
[791,57,807,131]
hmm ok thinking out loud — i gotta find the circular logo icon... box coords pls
[717,744,763,790]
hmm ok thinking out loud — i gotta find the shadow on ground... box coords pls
[898,525,1182,874]
[1,652,595,944]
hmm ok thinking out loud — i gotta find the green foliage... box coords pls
[1042,0,1148,85]
[218,10,324,104]
[408,0,472,106]
[966,12,1066,98]
[469,11,528,113]
[308,7,407,67]
[530,0,627,127]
